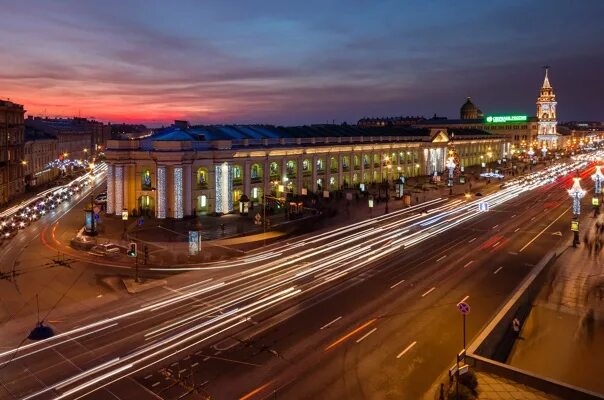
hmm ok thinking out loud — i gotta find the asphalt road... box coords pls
[0,160,593,400]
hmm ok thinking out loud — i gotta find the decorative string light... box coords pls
[157,166,166,219]
[114,165,123,213]
[215,162,232,214]
[106,165,114,214]
[174,167,183,218]
[568,177,586,216]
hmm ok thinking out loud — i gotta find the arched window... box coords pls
[330,157,338,172]
[363,154,370,168]
[353,155,360,169]
[302,159,311,175]
[196,167,209,188]
[286,160,296,178]
[141,169,152,190]
[342,156,350,171]
[269,162,279,179]
[316,158,325,172]
[251,163,262,183]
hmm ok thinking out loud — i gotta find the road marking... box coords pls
[492,241,500,248]
[468,237,476,243]
[203,356,210,362]
[356,328,377,343]
[179,369,187,374]
[511,214,517,218]
[519,207,569,252]
[152,382,160,388]
[422,287,436,297]
[508,251,518,255]
[390,279,406,289]
[320,316,342,330]
[396,341,417,359]
[530,216,536,221]
[324,319,377,351]
[514,228,520,232]
[492,224,499,229]
[144,374,152,380]
[436,255,447,262]
[191,362,199,367]
[494,267,503,275]
[458,295,469,304]
[463,260,474,268]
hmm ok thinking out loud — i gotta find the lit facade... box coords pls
[0,100,26,205]
[105,122,507,218]
[535,67,560,147]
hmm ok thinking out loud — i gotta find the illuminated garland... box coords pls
[114,166,123,213]
[174,167,183,218]
[106,165,114,214]
[157,166,166,219]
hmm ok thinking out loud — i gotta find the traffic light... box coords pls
[127,242,137,257]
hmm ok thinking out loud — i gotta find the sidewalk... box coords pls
[506,210,604,395]
[475,371,561,400]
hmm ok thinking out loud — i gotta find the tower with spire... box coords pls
[536,66,559,148]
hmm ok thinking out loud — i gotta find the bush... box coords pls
[459,369,478,394]
[447,383,476,400]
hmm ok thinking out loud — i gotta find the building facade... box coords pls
[25,116,110,161]
[105,122,507,218]
[23,130,59,187]
[0,100,26,205]
[535,67,560,147]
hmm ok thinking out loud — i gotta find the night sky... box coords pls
[1,1,603,126]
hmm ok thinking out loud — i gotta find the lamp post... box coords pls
[568,177,586,247]
[541,145,547,160]
[446,155,456,194]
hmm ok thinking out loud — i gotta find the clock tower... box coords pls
[536,66,559,148]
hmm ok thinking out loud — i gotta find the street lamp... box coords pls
[541,145,547,158]
[446,155,456,194]
[592,165,604,194]
[568,177,586,217]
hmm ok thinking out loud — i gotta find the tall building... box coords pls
[536,67,559,147]
[23,128,59,188]
[0,100,26,205]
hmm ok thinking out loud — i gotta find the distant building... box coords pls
[23,128,59,187]
[111,123,151,139]
[357,116,425,128]
[105,121,506,218]
[25,116,110,160]
[0,100,26,205]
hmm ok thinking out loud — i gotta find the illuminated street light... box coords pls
[592,165,604,194]
[527,147,535,157]
[568,177,586,216]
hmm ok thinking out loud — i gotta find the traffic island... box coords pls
[122,278,167,294]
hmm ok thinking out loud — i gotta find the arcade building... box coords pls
[105,123,508,218]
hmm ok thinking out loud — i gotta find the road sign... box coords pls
[346,192,353,201]
[457,302,471,315]
[121,209,128,220]
[301,188,308,195]
[94,213,100,221]
[571,220,579,231]
[254,213,262,225]
[137,217,144,226]
[478,202,489,212]
[593,197,600,206]
[323,190,330,198]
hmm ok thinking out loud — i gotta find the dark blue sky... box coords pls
[1,0,602,125]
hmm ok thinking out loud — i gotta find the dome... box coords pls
[460,97,479,120]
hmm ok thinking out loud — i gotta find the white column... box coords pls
[243,160,251,198]
[156,166,166,219]
[173,166,183,218]
[297,156,303,194]
[312,155,318,192]
[123,165,129,213]
[114,165,123,214]
[184,164,192,216]
[106,164,114,214]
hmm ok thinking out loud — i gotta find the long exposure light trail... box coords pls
[1,156,597,399]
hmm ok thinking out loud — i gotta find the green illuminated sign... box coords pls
[485,115,528,124]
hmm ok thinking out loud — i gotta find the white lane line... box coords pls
[152,382,160,388]
[530,216,536,221]
[191,362,199,367]
[396,341,417,359]
[458,295,469,304]
[492,241,500,248]
[494,266,503,274]
[511,214,517,218]
[144,374,152,380]
[422,287,436,297]
[356,328,377,343]
[203,356,210,362]
[519,207,569,252]
[468,237,476,243]
[179,369,187,374]
[436,255,447,262]
[514,228,520,232]
[463,260,474,268]
[390,279,406,289]
[492,224,499,229]
[320,316,342,330]
[508,251,518,255]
